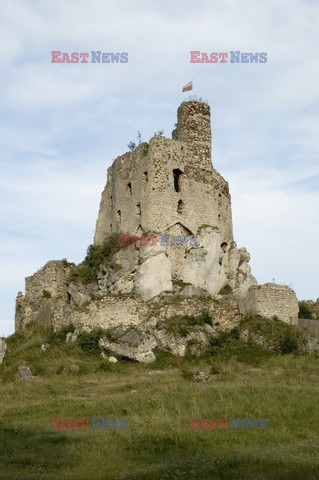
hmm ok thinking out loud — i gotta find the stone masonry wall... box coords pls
[50,293,240,332]
[94,101,233,250]
[25,261,71,302]
[239,283,299,325]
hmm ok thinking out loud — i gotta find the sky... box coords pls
[0,0,318,337]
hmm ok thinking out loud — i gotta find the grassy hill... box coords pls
[1,319,319,480]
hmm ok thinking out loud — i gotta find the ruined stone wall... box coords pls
[25,261,70,302]
[15,261,71,330]
[239,283,299,325]
[94,101,233,251]
[51,295,149,331]
[50,293,240,332]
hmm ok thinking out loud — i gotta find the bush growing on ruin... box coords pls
[298,301,313,319]
[68,234,122,285]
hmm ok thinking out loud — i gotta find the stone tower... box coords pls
[93,100,254,299]
[94,101,233,247]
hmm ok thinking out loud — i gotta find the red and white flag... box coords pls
[182,81,193,92]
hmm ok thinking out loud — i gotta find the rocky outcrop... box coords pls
[99,316,218,363]
[99,329,157,363]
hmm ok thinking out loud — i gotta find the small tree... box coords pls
[298,301,313,319]
[127,141,136,151]
[154,129,164,137]
[137,131,142,145]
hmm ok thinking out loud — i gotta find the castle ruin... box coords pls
[15,101,299,333]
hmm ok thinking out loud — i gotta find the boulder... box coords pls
[18,365,33,379]
[99,329,157,363]
[193,371,212,382]
[0,338,7,364]
[41,343,50,352]
[154,329,188,357]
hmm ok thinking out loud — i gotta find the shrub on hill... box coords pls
[68,234,122,285]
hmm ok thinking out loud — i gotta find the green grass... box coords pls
[1,322,319,479]
[158,311,213,337]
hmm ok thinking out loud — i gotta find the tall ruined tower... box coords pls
[94,101,233,248]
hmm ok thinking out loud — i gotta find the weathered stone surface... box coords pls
[97,248,138,294]
[99,329,157,363]
[0,338,7,364]
[18,365,33,379]
[68,283,92,306]
[134,252,173,301]
[108,356,118,363]
[239,283,299,325]
[183,227,225,295]
[41,343,50,352]
[154,329,188,357]
[66,329,79,343]
[193,371,212,382]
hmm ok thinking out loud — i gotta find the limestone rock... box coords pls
[99,329,157,363]
[108,356,118,363]
[41,343,50,352]
[0,338,7,364]
[66,329,79,343]
[183,227,226,295]
[68,283,92,306]
[139,317,158,331]
[134,252,173,301]
[154,329,188,357]
[97,248,138,294]
[138,241,166,263]
[193,371,212,382]
[18,365,33,379]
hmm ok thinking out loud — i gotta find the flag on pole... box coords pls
[182,81,193,92]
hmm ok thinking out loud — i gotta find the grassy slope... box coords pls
[1,324,319,480]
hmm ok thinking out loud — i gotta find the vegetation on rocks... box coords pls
[159,310,213,337]
[68,234,122,285]
[298,300,316,319]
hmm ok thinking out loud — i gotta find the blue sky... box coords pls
[1,0,318,336]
